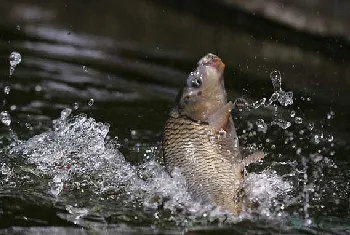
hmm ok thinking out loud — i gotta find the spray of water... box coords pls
[8,106,292,226]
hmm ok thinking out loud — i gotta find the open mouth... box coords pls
[198,53,225,75]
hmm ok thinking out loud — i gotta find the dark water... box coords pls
[0,1,349,234]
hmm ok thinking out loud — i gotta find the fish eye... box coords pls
[190,77,202,88]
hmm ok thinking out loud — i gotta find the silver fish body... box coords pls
[162,53,263,215]
[163,115,244,214]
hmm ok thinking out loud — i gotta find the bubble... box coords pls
[16,25,21,30]
[88,99,94,106]
[295,117,303,124]
[290,111,296,118]
[270,71,282,91]
[3,86,11,95]
[10,105,16,111]
[82,66,88,72]
[0,111,11,126]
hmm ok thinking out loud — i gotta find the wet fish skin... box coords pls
[162,53,263,214]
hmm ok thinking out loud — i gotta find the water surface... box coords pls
[0,1,349,234]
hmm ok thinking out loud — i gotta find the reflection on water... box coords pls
[0,0,349,234]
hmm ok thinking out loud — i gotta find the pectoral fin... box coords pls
[207,101,233,132]
[242,151,265,166]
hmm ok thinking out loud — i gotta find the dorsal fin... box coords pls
[207,101,233,132]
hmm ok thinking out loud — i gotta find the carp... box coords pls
[162,53,263,215]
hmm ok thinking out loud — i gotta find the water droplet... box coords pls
[88,99,94,106]
[313,135,320,144]
[270,92,279,102]
[256,119,267,132]
[271,144,276,149]
[326,135,334,142]
[25,123,31,129]
[73,102,79,110]
[270,71,282,91]
[295,117,303,124]
[251,98,266,109]
[60,108,72,120]
[296,148,301,155]
[82,66,88,72]
[34,85,42,92]
[233,137,239,149]
[9,52,21,67]
[0,111,11,126]
[290,111,296,117]
[327,111,335,120]
[3,86,10,95]
[305,218,312,225]
[272,119,291,129]
[307,122,314,131]
[16,25,21,30]
[278,91,293,106]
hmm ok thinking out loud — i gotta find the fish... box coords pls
[162,53,264,215]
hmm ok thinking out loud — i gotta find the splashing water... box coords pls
[9,51,22,76]
[8,108,292,226]
[235,71,294,130]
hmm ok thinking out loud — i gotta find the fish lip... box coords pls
[198,53,225,75]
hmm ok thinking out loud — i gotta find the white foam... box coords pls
[9,109,293,225]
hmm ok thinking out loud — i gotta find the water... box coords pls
[0,1,350,234]
[8,52,22,77]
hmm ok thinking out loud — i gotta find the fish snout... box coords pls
[198,53,225,74]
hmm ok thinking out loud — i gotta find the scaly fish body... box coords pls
[163,115,244,214]
[162,54,263,214]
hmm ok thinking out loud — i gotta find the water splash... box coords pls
[9,109,291,225]
[235,71,294,130]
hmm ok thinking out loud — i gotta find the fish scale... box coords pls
[163,115,244,214]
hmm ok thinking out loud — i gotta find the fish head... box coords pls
[173,53,227,122]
